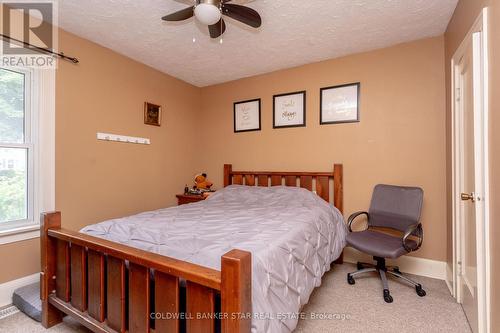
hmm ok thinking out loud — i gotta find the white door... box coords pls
[457,39,478,333]
[452,8,489,333]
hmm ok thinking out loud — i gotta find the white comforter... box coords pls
[81,185,347,333]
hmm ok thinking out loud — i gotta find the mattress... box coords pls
[81,185,347,333]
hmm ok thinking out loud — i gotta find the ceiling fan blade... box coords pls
[208,18,226,38]
[222,3,261,28]
[162,6,194,21]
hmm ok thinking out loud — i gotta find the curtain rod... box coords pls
[0,33,79,64]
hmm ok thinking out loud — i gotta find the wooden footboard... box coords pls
[40,212,251,333]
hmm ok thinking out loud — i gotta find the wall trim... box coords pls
[0,273,39,308]
[0,227,39,245]
[344,248,447,281]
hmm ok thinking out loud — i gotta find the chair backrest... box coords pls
[368,184,423,232]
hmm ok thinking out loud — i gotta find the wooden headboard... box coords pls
[223,164,343,214]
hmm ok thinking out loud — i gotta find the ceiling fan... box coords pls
[162,0,262,39]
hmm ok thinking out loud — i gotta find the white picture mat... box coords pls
[274,93,305,127]
[235,100,260,131]
[321,85,358,122]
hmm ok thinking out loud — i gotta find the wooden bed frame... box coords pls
[40,163,343,333]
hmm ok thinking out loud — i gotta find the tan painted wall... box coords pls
[0,27,201,283]
[444,0,500,329]
[200,37,447,262]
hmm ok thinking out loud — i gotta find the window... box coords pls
[0,58,55,244]
[0,67,35,232]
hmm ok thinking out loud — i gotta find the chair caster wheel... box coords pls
[416,285,426,297]
[357,262,364,270]
[347,274,355,285]
[393,268,402,275]
[383,289,393,303]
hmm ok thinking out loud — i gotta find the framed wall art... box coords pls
[320,82,360,124]
[233,98,261,133]
[144,102,162,126]
[273,91,306,128]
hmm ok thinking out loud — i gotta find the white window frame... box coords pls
[0,67,34,231]
[0,64,55,245]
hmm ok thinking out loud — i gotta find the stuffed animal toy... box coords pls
[194,173,213,190]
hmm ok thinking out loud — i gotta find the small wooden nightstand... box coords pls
[176,194,206,205]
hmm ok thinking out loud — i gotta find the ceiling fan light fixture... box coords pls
[194,3,221,25]
[162,0,262,39]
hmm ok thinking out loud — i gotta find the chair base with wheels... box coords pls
[346,256,426,303]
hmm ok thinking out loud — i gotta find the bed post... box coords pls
[333,164,344,264]
[224,164,233,187]
[333,164,343,213]
[40,212,64,327]
[221,249,252,333]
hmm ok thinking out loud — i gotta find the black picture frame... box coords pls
[233,98,261,133]
[320,82,360,125]
[272,91,306,129]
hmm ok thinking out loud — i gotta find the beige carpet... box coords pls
[0,264,470,333]
[295,264,471,333]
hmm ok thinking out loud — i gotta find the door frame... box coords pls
[451,7,490,333]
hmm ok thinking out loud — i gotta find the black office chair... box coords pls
[346,184,426,303]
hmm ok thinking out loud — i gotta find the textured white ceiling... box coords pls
[58,0,458,87]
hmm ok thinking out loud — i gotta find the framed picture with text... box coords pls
[273,91,306,128]
[234,98,261,133]
[320,82,360,124]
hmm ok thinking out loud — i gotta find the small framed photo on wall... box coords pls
[234,98,261,133]
[144,102,162,126]
[320,82,360,124]
[273,91,306,128]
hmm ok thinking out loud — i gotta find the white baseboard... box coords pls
[344,248,447,280]
[0,273,39,308]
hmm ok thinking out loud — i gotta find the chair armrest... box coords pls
[402,223,423,252]
[347,211,369,232]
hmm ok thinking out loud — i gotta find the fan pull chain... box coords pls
[219,1,223,44]
[192,0,197,43]
[220,7,223,45]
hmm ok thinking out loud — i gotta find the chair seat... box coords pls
[346,230,416,259]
